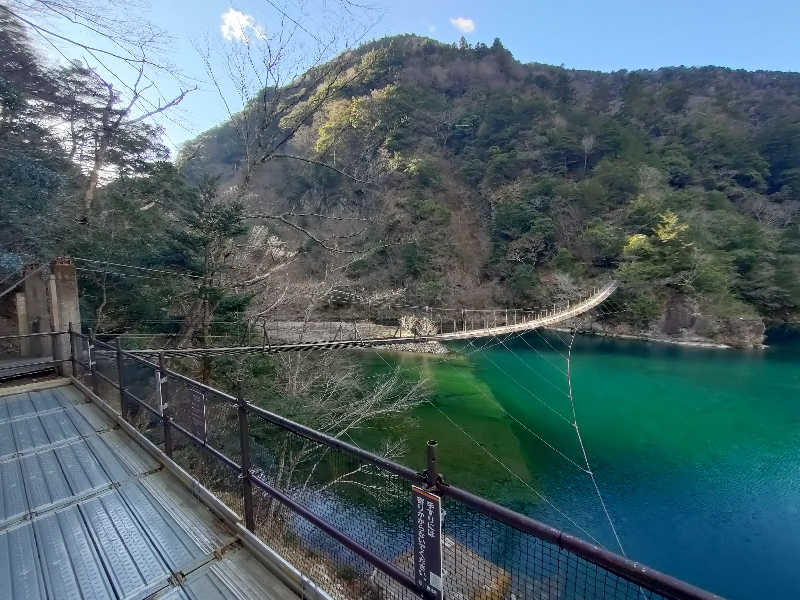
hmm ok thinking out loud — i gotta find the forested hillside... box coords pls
[3,22,800,346]
[179,35,800,346]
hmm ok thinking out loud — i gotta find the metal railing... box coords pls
[0,330,71,379]
[65,329,721,600]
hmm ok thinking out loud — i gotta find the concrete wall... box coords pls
[51,257,81,375]
[23,263,51,357]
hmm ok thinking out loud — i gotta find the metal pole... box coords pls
[425,440,440,490]
[159,352,173,458]
[238,388,255,531]
[115,338,127,420]
[68,322,76,376]
[88,329,99,395]
[50,328,61,376]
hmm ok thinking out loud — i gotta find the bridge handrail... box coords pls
[124,280,621,356]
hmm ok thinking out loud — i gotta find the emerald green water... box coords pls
[365,332,800,599]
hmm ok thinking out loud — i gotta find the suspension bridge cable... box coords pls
[74,257,203,279]
[0,267,22,288]
[493,335,571,398]
[429,403,602,546]
[433,334,590,472]
[519,333,569,376]
[0,263,45,300]
[566,324,628,557]
[461,330,532,359]
[530,326,570,362]
[472,348,574,425]
[76,267,168,281]
[368,342,585,473]
[447,310,632,552]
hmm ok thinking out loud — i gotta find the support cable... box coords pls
[0,263,45,300]
[566,324,628,557]
[429,403,602,546]
[75,257,203,278]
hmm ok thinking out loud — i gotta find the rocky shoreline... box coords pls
[547,327,741,349]
[374,340,450,354]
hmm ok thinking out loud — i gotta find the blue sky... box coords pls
[47,0,800,153]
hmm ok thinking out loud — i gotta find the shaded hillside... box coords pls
[179,35,800,345]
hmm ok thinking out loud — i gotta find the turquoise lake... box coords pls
[365,330,800,599]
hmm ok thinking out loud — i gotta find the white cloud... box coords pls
[220,8,266,42]
[449,17,475,34]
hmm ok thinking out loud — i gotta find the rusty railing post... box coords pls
[50,327,61,375]
[425,439,441,490]
[115,338,127,420]
[88,329,99,395]
[237,384,255,531]
[159,352,173,458]
[68,322,76,376]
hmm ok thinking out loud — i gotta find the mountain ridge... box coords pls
[178,34,800,347]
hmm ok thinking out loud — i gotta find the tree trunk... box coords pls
[82,137,107,222]
[81,86,115,223]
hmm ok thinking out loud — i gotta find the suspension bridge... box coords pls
[124,280,620,358]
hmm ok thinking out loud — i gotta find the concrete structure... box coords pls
[50,257,81,375]
[15,292,30,356]
[22,263,51,357]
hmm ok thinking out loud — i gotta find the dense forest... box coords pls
[3,22,800,346]
[179,35,800,346]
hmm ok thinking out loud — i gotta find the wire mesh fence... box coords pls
[92,339,121,408]
[248,411,419,599]
[168,372,242,465]
[72,330,91,382]
[437,494,668,600]
[63,331,718,600]
[169,423,245,517]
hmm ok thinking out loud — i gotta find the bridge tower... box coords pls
[50,257,81,375]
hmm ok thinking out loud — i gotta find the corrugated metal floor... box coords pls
[0,384,299,600]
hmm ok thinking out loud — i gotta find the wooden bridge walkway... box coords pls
[128,281,619,358]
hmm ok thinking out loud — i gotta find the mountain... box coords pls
[178,35,800,347]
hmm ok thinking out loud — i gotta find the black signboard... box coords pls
[412,486,443,599]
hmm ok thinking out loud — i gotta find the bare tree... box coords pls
[581,133,595,173]
[70,65,192,221]
[245,349,426,503]
[3,1,196,220]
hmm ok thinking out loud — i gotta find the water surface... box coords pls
[364,332,800,599]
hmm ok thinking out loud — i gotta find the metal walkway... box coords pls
[0,356,57,380]
[0,381,300,600]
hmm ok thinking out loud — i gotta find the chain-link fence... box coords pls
[65,331,720,600]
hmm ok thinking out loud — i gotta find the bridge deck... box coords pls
[0,381,299,600]
[435,280,619,340]
[0,356,58,380]
[128,281,620,358]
